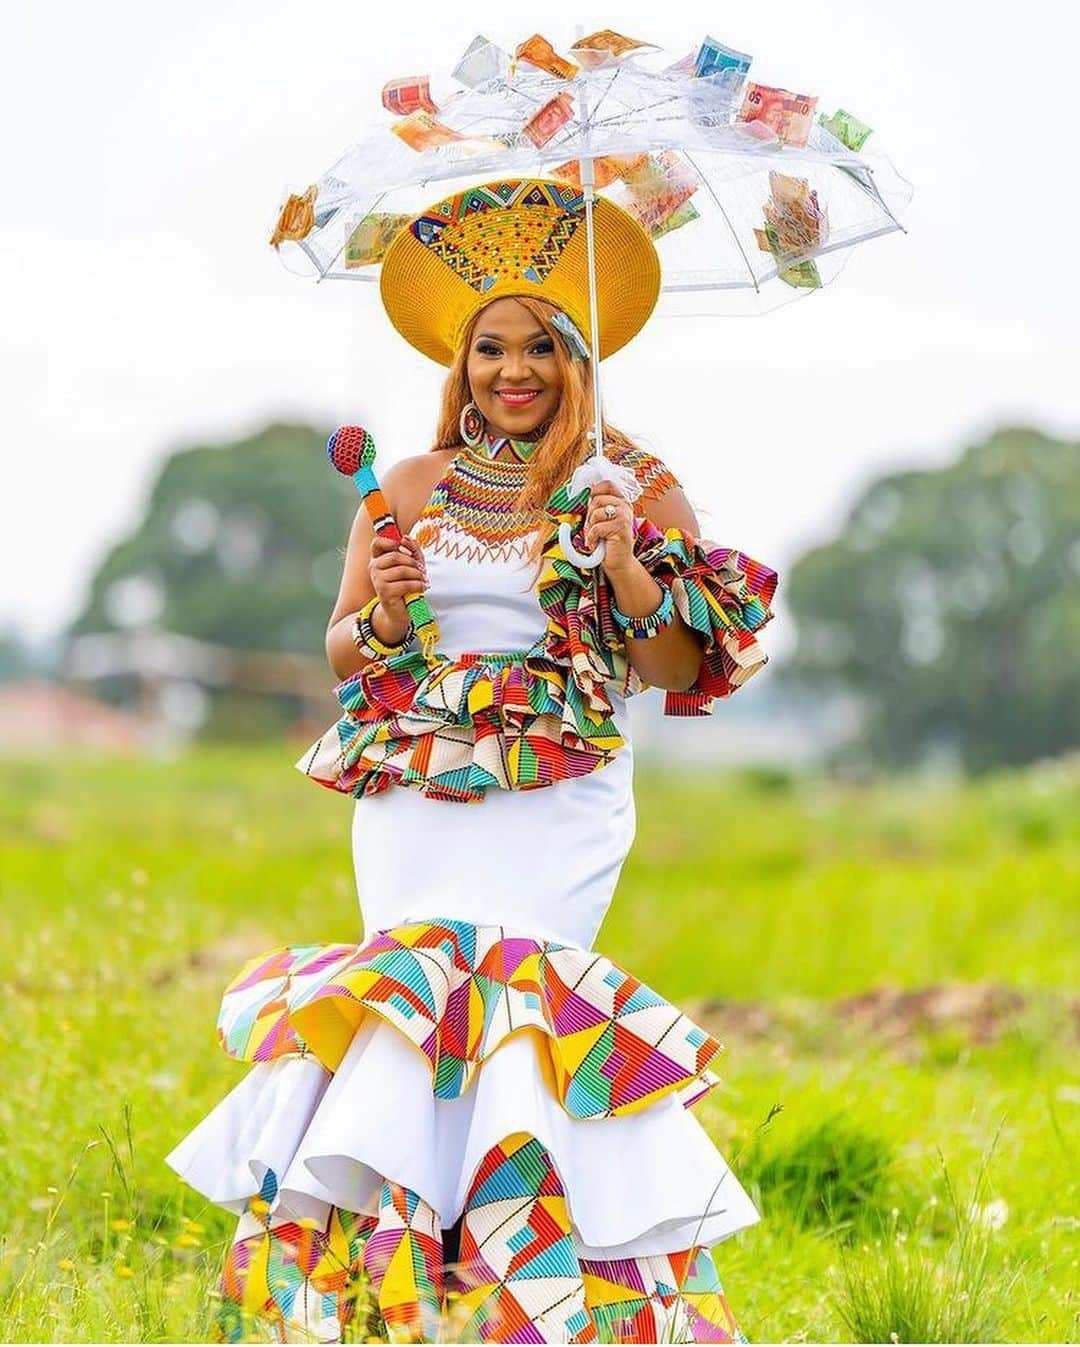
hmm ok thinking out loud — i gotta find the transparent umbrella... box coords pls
[271,26,912,564]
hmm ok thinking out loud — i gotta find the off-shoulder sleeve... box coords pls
[604,442,682,513]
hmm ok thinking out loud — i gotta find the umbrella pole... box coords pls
[576,64,605,464]
[554,39,612,571]
[580,154,605,462]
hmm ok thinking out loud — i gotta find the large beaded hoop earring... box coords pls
[459,401,485,448]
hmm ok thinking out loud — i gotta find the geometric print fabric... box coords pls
[212,1132,747,1344]
[216,917,725,1120]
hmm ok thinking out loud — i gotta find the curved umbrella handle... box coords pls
[556,449,645,571]
[558,522,606,570]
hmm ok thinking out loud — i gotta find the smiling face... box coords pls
[465,297,564,440]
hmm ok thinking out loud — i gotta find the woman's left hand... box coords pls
[583,481,638,577]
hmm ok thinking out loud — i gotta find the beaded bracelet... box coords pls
[352,595,415,661]
[611,582,675,639]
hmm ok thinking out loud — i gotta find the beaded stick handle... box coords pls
[326,425,440,661]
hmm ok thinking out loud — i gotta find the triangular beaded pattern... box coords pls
[470,430,543,463]
[411,181,585,294]
[413,453,544,564]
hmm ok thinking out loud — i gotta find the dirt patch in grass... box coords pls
[147,927,277,988]
[835,983,1027,1046]
[689,982,1078,1059]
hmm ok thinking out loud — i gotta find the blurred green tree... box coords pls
[780,427,1079,773]
[70,423,356,656]
[0,628,36,680]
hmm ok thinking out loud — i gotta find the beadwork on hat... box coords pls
[379,177,661,367]
[413,180,584,290]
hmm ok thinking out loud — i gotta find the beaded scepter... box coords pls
[326,425,441,662]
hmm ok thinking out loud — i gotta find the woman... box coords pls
[167,177,777,1344]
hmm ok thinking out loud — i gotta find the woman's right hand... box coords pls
[368,534,428,640]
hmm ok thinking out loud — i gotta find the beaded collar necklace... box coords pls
[467,428,542,464]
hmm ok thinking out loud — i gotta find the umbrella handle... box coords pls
[558,522,606,569]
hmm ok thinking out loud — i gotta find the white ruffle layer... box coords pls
[166,1015,760,1262]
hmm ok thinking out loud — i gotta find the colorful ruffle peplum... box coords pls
[297,644,625,803]
[298,470,778,804]
[168,917,758,1343]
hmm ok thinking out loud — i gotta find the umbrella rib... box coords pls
[579,64,621,124]
[839,163,908,235]
[658,220,903,292]
[683,150,760,294]
[591,92,683,127]
[488,74,593,148]
[501,74,560,108]
[451,66,627,154]
[448,77,564,144]
[299,238,323,279]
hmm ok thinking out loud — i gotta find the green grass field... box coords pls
[1,749,1077,1343]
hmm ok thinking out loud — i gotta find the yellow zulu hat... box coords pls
[378,177,661,366]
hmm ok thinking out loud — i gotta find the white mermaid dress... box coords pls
[166,432,775,1340]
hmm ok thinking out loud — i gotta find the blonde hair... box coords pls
[431,295,640,568]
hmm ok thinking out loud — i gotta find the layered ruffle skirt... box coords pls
[167,918,760,1343]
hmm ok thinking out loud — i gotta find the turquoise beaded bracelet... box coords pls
[611,582,675,639]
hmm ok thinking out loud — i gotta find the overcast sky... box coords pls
[5,0,1076,642]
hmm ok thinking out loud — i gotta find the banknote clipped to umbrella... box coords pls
[271,27,911,565]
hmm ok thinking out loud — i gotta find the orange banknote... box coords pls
[515,34,579,79]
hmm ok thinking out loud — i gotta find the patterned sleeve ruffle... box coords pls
[539,479,778,717]
[629,517,778,714]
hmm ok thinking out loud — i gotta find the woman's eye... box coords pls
[476,342,554,356]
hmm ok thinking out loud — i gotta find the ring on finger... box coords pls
[603,504,617,519]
